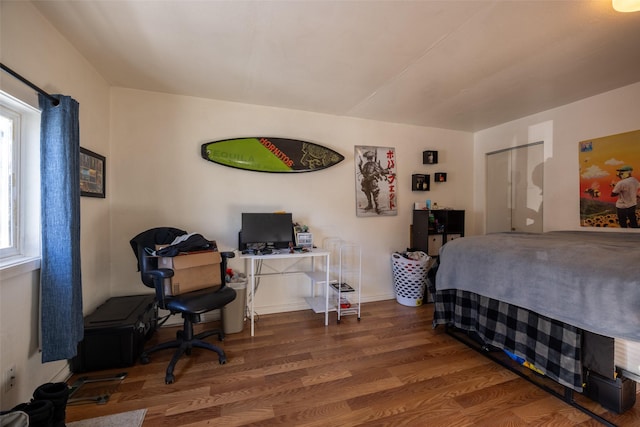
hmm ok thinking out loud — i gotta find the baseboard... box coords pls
[249,293,395,316]
[158,294,395,325]
[57,363,73,383]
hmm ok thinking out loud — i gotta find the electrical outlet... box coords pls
[4,365,16,392]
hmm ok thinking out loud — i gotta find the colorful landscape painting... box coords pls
[579,129,640,227]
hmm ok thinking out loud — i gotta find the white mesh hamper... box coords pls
[391,252,430,306]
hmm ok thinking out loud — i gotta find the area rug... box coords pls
[67,408,146,427]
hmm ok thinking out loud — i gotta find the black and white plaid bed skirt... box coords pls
[433,289,583,392]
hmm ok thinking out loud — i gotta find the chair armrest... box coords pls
[146,268,174,306]
[220,251,235,260]
[148,268,174,279]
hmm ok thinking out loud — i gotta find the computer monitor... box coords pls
[239,212,294,250]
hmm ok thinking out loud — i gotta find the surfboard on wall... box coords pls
[201,137,344,173]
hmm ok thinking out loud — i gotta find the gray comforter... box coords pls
[436,231,640,342]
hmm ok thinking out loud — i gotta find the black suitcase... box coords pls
[71,294,158,373]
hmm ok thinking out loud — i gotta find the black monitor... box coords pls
[239,212,294,250]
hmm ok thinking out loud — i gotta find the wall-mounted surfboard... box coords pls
[201,137,344,173]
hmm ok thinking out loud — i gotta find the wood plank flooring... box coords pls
[66,300,640,426]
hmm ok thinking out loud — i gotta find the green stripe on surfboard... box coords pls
[201,137,344,173]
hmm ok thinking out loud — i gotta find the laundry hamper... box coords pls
[391,251,430,306]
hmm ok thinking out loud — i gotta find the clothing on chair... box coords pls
[153,233,216,257]
[129,227,186,271]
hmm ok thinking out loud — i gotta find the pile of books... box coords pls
[331,282,354,292]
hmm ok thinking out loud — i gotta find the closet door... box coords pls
[486,142,543,233]
[486,150,511,233]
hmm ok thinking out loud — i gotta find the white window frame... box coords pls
[0,105,20,257]
[0,91,41,276]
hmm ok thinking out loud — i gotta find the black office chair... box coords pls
[130,227,237,384]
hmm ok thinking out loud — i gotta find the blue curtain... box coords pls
[39,94,84,362]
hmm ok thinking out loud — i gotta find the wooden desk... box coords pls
[239,249,331,336]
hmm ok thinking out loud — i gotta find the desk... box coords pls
[240,249,331,336]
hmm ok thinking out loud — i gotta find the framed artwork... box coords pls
[579,129,640,228]
[355,145,397,216]
[79,147,106,198]
[435,172,447,182]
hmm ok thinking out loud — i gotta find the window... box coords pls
[0,106,19,256]
[0,91,40,270]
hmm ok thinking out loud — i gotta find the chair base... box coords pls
[140,321,227,384]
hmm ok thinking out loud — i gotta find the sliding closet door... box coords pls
[486,142,543,233]
[486,150,511,233]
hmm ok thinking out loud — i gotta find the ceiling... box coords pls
[31,0,640,132]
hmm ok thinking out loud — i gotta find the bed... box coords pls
[432,231,640,394]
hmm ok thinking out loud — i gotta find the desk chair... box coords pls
[130,227,237,384]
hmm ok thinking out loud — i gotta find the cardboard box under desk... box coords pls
[156,247,222,296]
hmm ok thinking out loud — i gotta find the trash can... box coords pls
[222,280,247,334]
[391,251,430,306]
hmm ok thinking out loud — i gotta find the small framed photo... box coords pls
[423,150,438,164]
[435,172,447,182]
[79,147,106,198]
[412,174,430,191]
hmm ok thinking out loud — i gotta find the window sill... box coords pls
[0,256,41,280]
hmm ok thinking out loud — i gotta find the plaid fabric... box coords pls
[433,289,583,392]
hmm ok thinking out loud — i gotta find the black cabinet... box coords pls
[411,209,464,257]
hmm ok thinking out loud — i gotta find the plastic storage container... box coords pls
[391,251,430,306]
[71,295,157,372]
[222,280,247,334]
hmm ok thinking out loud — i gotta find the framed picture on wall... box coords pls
[354,145,397,216]
[579,129,640,228]
[79,147,106,198]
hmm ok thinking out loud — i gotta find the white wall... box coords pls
[473,82,640,234]
[109,88,474,313]
[0,2,110,409]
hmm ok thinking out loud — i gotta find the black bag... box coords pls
[155,234,215,257]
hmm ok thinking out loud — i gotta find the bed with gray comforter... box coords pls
[432,230,640,392]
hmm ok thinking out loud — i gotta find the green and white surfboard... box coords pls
[201,137,344,173]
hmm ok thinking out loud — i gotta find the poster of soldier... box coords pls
[579,129,640,228]
[354,145,397,217]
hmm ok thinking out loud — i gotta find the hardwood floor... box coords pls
[66,300,640,426]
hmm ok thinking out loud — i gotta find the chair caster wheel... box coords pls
[218,333,224,341]
[337,319,341,324]
[219,356,227,365]
[357,317,361,321]
[186,348,192,356]
[165,374,174,384]
[140,355,150,364]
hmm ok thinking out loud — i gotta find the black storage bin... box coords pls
[71,294,157,373]
[584,370,637,414]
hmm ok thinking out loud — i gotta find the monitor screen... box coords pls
[240,212,294,249]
